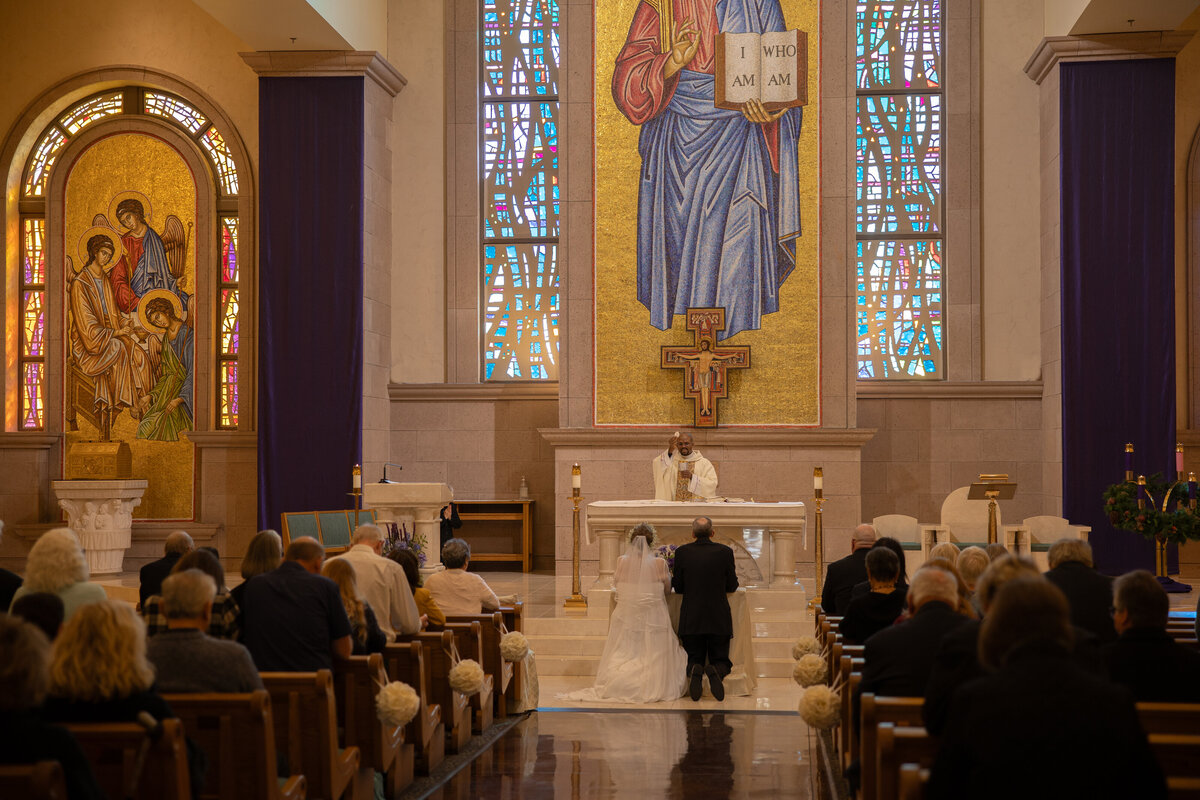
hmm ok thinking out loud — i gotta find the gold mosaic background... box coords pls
[594,0,821,426]
[64,134,196,519]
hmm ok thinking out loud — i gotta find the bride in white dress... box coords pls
[566,523,688,703]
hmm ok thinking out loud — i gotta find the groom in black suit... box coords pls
[672,517,739,701]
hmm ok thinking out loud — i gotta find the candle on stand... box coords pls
[813,466,823,498]
[571,463,581,493]
[1177,443,1185,479]
[1190,472,1197,503]
[1137,475,1147,509]
[352,464,362,490]
[1124,443,1134,482]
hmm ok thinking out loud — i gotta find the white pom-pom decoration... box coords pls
[793,653,828,687]
[500,631,529,662]
[791,636,821,660]
[375,681,420,728]
[448,659,485,695]
[798,685,841,730]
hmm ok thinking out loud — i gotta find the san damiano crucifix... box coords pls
[660,308,751,428]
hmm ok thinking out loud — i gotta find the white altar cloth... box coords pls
[585,500,807,589]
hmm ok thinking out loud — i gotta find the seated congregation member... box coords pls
[390,547,444,628]
[928,578,1165,800]
[139,530,194,608]
[984,542,1009,561]
[1103,570,1200,703]
[43,600,206,797]
[146,570,263,693]
[849,537,909,601]
[321,558,387,655]
[242,537,352,671]
[424,538,500,616]
[329,524,420,639]
[9,528,105,620]
[922,557,977,619]
[859,566,968,699]
[820,523,875,615]
[142,548,239,639]
[0,614,104,800]
[231,529,283,627]
[927,541,960,563]
[11,592,65,640]
[0,522,23,611]
[1044,537,1115,643]
[955,546,990,615]
[840,546,906,644]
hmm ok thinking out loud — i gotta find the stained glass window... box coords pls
[17,86,245,429]
[855,1,944,379]
[217,217,240,428]
[481,0,561,381]
[20,219,46,429]
[144,92,208,134]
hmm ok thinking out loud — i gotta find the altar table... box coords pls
[585,500,807,589]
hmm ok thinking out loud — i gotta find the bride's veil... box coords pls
[617,530,661,592]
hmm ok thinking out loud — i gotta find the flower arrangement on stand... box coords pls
[380,521,428,567]
[654,543,679,575]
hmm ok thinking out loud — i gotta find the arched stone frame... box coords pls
[0,66,256,436]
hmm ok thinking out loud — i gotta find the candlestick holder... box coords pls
[564,463,588,612]
[352,463,362,516]
[807,467,825,610]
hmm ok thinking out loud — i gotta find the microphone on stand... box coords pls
[379,463,404,484]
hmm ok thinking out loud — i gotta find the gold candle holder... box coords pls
[564,463,588,611]
[808,466,825,610]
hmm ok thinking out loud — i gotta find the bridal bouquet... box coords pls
[654,543,679,575]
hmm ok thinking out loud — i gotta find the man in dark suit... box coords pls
[1044,537,1115,643]
[1104,569,1200,702]
[138,530,194,608]
[672,516,739,701]
[820,523,876,614]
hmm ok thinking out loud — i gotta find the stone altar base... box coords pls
[51,480,148,575]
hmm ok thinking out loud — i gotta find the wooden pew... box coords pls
[1139,703,1200,735]
[499,603,528,714]
[860,695,926,800]
[0,762,68,800]
[838,657,864,767]
[898,763,929,800]
[1169,777,1200,799]
[162,691,306,800]
[64,719,191,800]
[333,653,412,798]
[383,640,445,775]
[260,670,361,800]
[876,724,937,800]
[397,630,472,754]
[1151,734,1200,780]
[444,621,495,734]
[445,611,513,720]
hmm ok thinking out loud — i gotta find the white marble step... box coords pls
[531,635,609,657]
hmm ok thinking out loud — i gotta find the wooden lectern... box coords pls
[968,474,1017,545]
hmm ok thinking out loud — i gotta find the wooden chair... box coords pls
[259,670,361,800]
[445,611,514,720]
[396,630,472,753]
[383,640,445,775]
[162,690,306,800]
[333,653,412,798]
[0,762,69,800]
[444,621,495,734]
[860,696,926,800]
[876,724,937,800]
[64,719,191,800]
[1139,703,1200,735]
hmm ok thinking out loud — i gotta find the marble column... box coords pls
[52,480,148,575]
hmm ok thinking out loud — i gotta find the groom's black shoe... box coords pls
[706,666,725,701]
[689,665,704,701]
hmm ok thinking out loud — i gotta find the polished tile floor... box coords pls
[419,710,826,800]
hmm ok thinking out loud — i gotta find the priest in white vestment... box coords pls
[653,433,718,501]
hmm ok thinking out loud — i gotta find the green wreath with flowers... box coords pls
[1103,472,1200,545]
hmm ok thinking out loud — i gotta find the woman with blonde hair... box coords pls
[321,558,386,654]
[9,528,105,619]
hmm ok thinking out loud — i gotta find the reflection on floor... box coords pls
[418,710,824,800]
